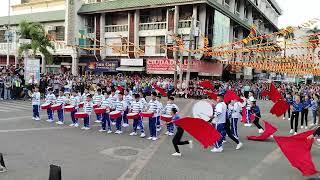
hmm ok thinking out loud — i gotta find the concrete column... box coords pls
[100,13,106,59]
[41,54,46,74]
[173,6,179,34]
[229,0,235,13]
[199,4,206,35]
[248,6,253,25]
[134,10,140,58]
[173,5,179,88]
[229,24,234,42]
[71,52,79,75]
[239,0,245,20]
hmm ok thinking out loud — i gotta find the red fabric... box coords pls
[199,80,214,90]
[247,121,278,141]
[291,130,315,139]
[117,86,124,92]
[204,91,218,101]
[274,134,318,176]
[224,90,242,103]
[153,85,167,97]
[270,100,290,117]
[241,107,255,123]
[261,90,269,97]
[269,83,283,103]
[173,117,221,149]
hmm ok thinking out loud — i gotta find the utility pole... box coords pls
[173,6,179,89]
[6,0,11,67]
[178,36,183,90]
[185,17,195,90]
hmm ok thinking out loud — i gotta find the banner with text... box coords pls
[25,58,40,85]
[146,58,223,76]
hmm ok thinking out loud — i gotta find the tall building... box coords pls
[0,0,282,78]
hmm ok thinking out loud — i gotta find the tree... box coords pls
[277,26,295,58]
[307,26,320,61]
[17,20,55,73]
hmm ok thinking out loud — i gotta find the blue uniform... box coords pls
[93,94,104,122]
[131,100,144,133]
[45,93,56,121]
[56,96,66,122]
[123,95,133,125]
[83,101,93,128]
[69,95,80,124]
[148,100,159,137]
[101,98,112,131]
[114,100,128,131]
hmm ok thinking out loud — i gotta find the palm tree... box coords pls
[277,26,295,58]
[307,26,320,61]
[17,20,54,73]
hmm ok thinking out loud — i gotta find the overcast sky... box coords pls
[0,0,319,28]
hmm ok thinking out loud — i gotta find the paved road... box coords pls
[0,99,319,180]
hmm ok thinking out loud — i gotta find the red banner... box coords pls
[146,58,223,75]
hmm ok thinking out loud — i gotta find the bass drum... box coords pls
[192,100,214,122]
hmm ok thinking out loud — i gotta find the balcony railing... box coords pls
[178,20,192,28]
[139,22,167,31]
[105,25,128,32]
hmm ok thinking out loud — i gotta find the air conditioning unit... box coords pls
[47,26,56,31]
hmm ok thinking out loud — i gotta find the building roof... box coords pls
[78,0,204,14]
[0,10,65,26]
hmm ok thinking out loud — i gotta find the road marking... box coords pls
[238,148,282,180]
[0,115,32,121]
[0,126,72,133]
[117,100,194,180]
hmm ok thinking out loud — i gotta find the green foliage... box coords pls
[17,20,55,64]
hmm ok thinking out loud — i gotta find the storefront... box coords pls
[146,58,223,76]
[116,58,145,72]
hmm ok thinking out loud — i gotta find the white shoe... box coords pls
[152,137,158,141]
[0,166,7,173]
[130,132,138,136]
[310,123,315,127]
[147,137,153,140]
[289,129,294,134]
[35,117,40,121]
[95,120,102,123]
[244,123,252,127]
[122,123,129,127]
[189,140,193,149]
[74,123,79,127]
[107,130,112,134]
[115,130,123,134]
[222,140,227,144]
[81,127,86,130]
[56,121,64,125]
[282,117,285,120]
[111,122,116,125]
[171,152,182,156]
[46,119,53,122]
[84,127,90,130]
[258,129,264,134]
[236,142,243,150]
[99,129,107,132]
[211,147,223,153]
[305,126,308,129]
[69,123,75,127]
[288,118,291,121]
[165,131,169,135]
[140,133,146,138]
[168,132,174,136]
[301,126,304,129]
[32,117,35,120]
[294,132,297,135]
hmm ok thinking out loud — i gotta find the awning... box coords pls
[116,66,145,72]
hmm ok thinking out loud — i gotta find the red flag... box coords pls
[204,91,218,101]
[241,107,255,123]
[247,121,278,141]
[199,80,214,90]
[269,83,283,103]
[173,117,221,149]
[153,85,167,97]
[274,135,318,176]
[270,100,290,117]
[224,90,242,103]
[260,90,269,97]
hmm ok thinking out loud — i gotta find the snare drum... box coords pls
[127,113,139,120]
[141,112,154,118]
[41,103,51,110]
[94,108,106,114]
[51,104,62,111]
[192,100,214,122]
[160,115,173,122]
[78,102,84,108]
[64,105,75,112]
[110,111,121,120]
[74,112,89,119]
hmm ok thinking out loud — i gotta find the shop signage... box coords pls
[87,61,119,72]
[120,58,143,66]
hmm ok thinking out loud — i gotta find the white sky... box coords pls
[0,0,319,28]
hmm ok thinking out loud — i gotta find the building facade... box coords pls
[0,0,282,78]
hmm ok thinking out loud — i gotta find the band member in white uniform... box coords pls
[129,94,146,137]
[31,86,41,121]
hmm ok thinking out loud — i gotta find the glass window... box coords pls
[139,37,145,54]
[156,36,165,54]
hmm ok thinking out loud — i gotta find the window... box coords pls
[139,37,145,54]
[0,30,6,43]
[121,37,128,54]
[85,16,95,33]
[254,0,259,6]
[244,6,248,19]
[235,0,241,13]
[156,36,165,54]
[47,26,65,41]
